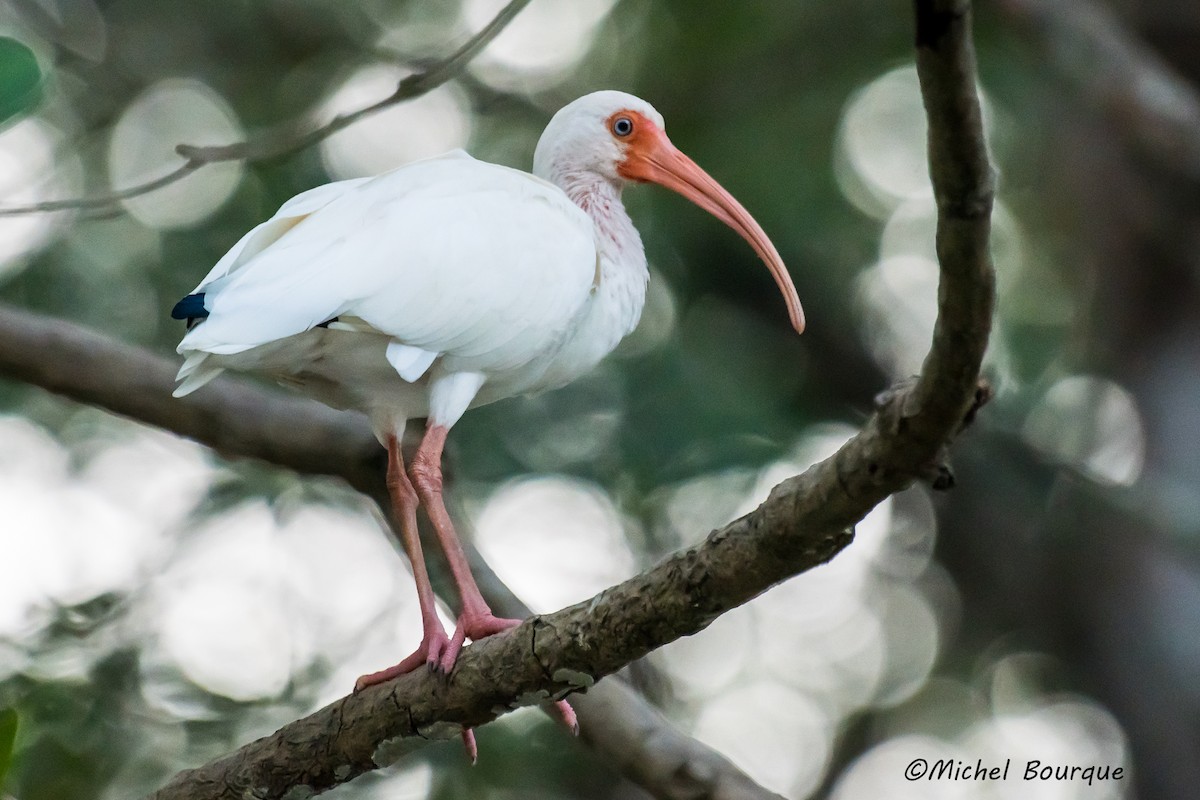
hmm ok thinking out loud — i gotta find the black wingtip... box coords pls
[171,293,208,322]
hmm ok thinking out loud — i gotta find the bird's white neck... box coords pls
[562,169,648,322]
[533,167,649,387]
[554,170,643,266]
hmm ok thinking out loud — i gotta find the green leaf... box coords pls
[0,37,41,127]
[0,707,16,787]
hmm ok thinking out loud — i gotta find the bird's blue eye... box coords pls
[612,116,634,137]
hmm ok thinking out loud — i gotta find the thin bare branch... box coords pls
[0,1,994,797]
[0,0,532,218]
[0,163,203,216]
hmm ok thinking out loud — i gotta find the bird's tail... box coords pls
[173,352,225,397]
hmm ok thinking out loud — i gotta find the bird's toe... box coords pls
[461,728,478,765]
[353,646,426,692]
[433,625,467,675]
[551,699,578,736]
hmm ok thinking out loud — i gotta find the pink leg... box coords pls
[354,434,455,691]
[410,423,577,734]
[410,424,523,667]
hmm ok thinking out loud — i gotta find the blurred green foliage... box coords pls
[0,37,39,127]
[0,707,16,788]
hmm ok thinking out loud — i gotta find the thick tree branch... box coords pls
[0,0,532,217]
[0,304,381,489]
[0,2,995,797]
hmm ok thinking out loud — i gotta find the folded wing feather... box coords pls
[176,152,597,396]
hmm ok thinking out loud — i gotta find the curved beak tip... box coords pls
[623,133,807,336]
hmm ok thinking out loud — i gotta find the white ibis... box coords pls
[171,90,804,756]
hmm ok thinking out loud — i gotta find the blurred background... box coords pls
[0,0,1197,798]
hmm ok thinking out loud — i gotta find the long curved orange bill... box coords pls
[618,127,805,334]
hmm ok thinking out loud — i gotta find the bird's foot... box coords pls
[353,624,456,692]
[440,612,578,738]
[434,612,522,673]
[360,613,576,760]
[464,611,523,640]
[353,626,481,764]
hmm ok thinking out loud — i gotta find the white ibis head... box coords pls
[534,91,805,334]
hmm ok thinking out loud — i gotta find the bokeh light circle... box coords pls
[109,79,244,228]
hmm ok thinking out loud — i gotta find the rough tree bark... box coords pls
[0,0,994,798]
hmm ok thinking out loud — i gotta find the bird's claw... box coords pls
[354,612,545,765]
[353,624,455,692]
[435,625,468,674]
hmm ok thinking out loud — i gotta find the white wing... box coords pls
[179,152,597,378]
[193,175,376,292]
